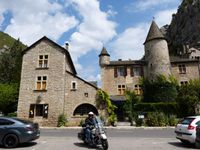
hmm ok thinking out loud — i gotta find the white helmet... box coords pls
[88,112,94,115]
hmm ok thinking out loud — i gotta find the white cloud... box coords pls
[0,0,78,45]
[154,8,177,26]
[125,0,178,12]
[110,23,149,60]
[67,0,116,78]
[68,0,117,61]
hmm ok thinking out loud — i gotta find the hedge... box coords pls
[134,102,178,115]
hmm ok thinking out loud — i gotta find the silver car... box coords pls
[0,117,40,148]
[175,116,200,144]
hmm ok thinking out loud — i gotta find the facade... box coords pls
[99,21,200,120]
[17,36,99,127]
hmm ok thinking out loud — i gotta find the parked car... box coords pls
[0,117,40,148]
[175,116,200,144]
[195,121,200,148]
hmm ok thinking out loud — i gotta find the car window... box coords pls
[0,119,14,126]
[181,118,195,125]
[13,118,32,124]
[196,121,200,126]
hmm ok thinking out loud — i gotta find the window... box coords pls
[131,67,143,76]
[180,81,188,86]
[114,66,127,77]
[0,119,14,126]
[118,85,126,95]
[71,81,77,90]
[38,55,48,68]
[178,64,186,74]
[37,76,47,90]
[29,104,48,118]
[134,85,142,95]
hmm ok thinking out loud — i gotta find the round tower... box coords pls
[144,20,171,80]
[99,47,110,67]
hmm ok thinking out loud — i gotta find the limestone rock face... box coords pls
[166,0,200,55]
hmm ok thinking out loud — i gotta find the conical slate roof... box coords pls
[144,20,165,44]
[99,47,110,57]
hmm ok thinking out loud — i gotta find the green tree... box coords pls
[0,83,18,115]
[0,39,24,83]
[97,89,117,126]
[141,75,178,102]
[176,79,200,117]
[124,90,140,126]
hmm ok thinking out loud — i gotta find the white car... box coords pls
[175,116,200,144]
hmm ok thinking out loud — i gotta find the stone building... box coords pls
[99,21,200,121]
[17,36,99,127]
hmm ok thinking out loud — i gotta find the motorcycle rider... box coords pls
[84,112,97,144]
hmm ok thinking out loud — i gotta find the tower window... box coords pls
[178,64,186,74]
[180,81,188,86]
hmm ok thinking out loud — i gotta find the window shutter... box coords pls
[43,104,49,118]
[114,67,117,78]
[124,66,127,77]
[130,67,134,77]
[29,104,35,118]
[141,66,144,76]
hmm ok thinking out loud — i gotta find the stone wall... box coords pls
[18,40,67,126]
[64,72,98,125]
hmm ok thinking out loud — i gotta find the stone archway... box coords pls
[73,103,98,116]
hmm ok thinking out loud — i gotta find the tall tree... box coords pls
[0,39,24,83]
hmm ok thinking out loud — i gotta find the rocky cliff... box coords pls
[166,0,200,55]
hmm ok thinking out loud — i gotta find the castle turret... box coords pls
[99,47,110,67]
[144,20,171,80]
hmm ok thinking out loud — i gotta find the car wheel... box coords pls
[196,140,200,148]
[3,134,19,148]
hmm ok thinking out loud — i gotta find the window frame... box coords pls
[71,81,77,90]
[134,84,142,95]
[118,84,126,95]
[38,54,49,68]
[178,64,186,74]
[29,104,49,118]
[36,75,47,91]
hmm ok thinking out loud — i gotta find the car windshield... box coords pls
[180,118,195,125]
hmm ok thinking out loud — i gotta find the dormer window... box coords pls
[38,55,48,68]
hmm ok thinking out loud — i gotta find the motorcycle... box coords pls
[78,116,109,150]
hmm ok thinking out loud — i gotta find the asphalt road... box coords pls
[0,128,198,150]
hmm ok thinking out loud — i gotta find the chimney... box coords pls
[65,42,69,50]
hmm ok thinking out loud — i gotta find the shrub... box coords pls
[7,112,17,117]
[79,119,85,126]
[134,102,178,115]
[168,115,178,126]
[57,114,67,127]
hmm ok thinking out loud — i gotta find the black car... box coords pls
[0,117,40,148]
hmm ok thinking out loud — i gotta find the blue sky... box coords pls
[0,0,181,86]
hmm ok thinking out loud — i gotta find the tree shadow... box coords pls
[74,142,103,150]
[168,142,195,149]
[0,142,37,149]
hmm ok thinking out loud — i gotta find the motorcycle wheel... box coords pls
[101,139,108,150]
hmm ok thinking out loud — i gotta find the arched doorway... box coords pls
[73,103,98,116]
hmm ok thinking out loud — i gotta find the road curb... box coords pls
[40,126,175,130]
